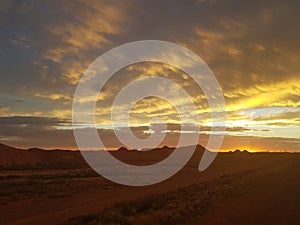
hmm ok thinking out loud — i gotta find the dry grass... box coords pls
[65,171,251,225]
[0,168,103,203]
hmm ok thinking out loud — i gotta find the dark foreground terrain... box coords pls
[0,143,300,225]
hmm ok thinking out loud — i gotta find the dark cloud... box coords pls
[0,122,298,151]
[14,99,24,103]
[1,116,292,151]
[0,116,69,125]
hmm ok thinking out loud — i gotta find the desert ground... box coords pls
[0,143,300,225]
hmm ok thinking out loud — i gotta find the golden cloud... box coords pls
[225,78,300,111]
[36,1,133,85]
[34,93,73,101]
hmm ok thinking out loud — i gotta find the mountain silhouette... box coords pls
[0,143,208,168]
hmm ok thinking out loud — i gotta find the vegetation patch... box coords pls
[65,171,253,225]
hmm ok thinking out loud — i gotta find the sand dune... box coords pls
[0,143,85,167]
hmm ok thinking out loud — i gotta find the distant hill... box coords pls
[0,143,206,168]
[0,143,84,168]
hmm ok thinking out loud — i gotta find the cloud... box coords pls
[1,0,300,150]
[2,0,300,108]
[34,93,73,102]
[37,0,133,85]
[0,0,132,96]
[0,107,12,117]
[0,116,70,125]
[0,117,298,151]
[253,108,300,122]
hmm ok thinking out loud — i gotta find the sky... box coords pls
[0,0,299,151]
